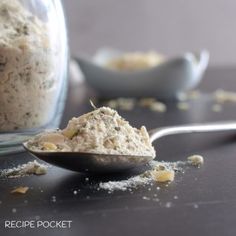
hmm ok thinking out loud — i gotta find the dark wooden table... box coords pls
[1,67,236,236]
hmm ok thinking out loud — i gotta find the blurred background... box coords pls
[62,0,235,66]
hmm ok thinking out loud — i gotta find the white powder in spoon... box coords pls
[27,107,156,157]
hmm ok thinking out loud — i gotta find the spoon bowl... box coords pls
[23,143,153,173]
[23,121,236,173]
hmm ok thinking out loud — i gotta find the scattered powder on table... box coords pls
[165,202,173,208]
[105,98,136,111]
[0,160,48,178]
[98,160,186,192]
[186,90,201,100]
[177,102,189,111]
[103,97,167,113]
[212,104,222,112]
[139,98,167,113]
[101,89,236,115]
[99,175,152,192]
[51,195,57,202]
[12,208,17,213]
[148,101,166,113]
[213,89,236,103]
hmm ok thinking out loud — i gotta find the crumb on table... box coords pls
[187,155,204,167]
[151,169,175,183]
[11,186,29,194]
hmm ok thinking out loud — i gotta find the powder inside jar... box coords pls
[0,0,58,131]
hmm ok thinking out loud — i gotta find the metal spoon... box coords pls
[23,121,236,173]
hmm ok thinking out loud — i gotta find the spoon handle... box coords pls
[149,121,236,143]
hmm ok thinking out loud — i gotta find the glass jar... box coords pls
[0,0,68,154]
